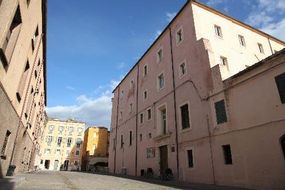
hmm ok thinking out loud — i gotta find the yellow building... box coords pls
[82,127,109,171]
[39,118,85,171]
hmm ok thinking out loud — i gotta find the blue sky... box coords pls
[46,0,285,128]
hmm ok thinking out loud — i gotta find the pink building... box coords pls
[109,0,285,189]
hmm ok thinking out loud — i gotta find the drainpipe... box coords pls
[267,37,274,55]
[113,86,120,174]
[135,65,140,176]
[169,28,180,179]
[206,115,216,184]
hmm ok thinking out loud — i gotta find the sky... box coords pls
[46,0,285,128]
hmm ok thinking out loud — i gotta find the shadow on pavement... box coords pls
[0,163,15,190]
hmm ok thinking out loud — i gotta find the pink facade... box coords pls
[109,1,285,189]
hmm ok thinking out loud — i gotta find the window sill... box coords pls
[180,127,192,133]
[153,132,172,141]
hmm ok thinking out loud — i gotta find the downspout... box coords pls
[206,114,216,184]
[113,86,120,174]
[267,37,274,55]
[135,65,140,176]
[169,28,180,179]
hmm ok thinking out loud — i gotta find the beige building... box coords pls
[39,119,85,171]
[82,127,109,171]
[0,0,47,177]
[109,0,285,189]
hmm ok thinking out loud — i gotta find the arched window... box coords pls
[281,135,285,159]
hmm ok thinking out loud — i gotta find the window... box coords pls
[57,137,62,147]
[158,73,165,90]
[214,25,222,38]
[93,144,96,155]
[176,28,183,44]
[159,107,167,135]
[148,133,152,139]
[139,134,142,141]
[157,49,163,62]
[143,64,148,76]
[121,90,124,98]
[77,127,83,136]
[179,62,186,77]
[16,60,30,102]
[1,130,11,159]
[220,56,228,66]
[180,104,190,129]
[258,43,264,54]
[48,125,54,134]
[68,127,74,136]
[140,113,144,124]
[56,149,61,155]
[0,6,22,70]
[238,35,246,46]
[67,138,72,147]
[46,136,53,144]
[187,149,194,168]
[280,135,285,159]
[120,111,123,119]
[26,0,31,6]
[143,90,148,100]
[147,108,152,120]
[129,131,132,146]
[31,26,39,51]
[58,126,64,134]
[120,135,124,148]
[215,100,228,124]
[222,145,233,165]
[275,73,285,104]
[45,149,51,155]
[75,151,80,156]
[146,148,155,158]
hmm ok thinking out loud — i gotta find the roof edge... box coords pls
[112,0,285,93]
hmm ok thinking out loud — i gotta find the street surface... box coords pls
[5,171,250,190]
[16,171,180,190]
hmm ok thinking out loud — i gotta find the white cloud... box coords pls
[206,0,225,6]
[166,12,177,22]
[117,62,125,69]
[155,30,162,39]
[244,0,285,42]
[46,80,121,129]
[261,18,285,41]
[246,0,285,28]
[66,86,75,91]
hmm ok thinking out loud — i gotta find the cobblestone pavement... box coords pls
[12,171,250,190]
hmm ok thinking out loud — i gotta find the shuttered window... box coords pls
[180,104,190,129]
[275,73,285,104]
[215,100,227,124]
